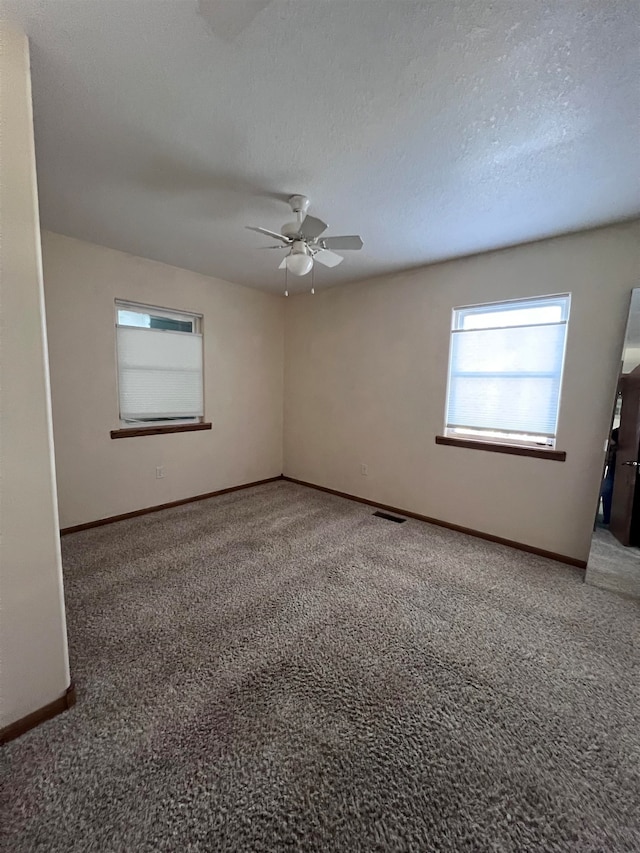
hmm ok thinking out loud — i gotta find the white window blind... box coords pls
[117,326,203,420]
[445,295,570,446]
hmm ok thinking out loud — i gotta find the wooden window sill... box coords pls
[435,435,566,461]
[111,423,212,439]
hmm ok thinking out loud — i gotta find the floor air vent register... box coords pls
[373,511,406,523]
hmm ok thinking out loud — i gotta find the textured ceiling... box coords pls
[2,0,639,293]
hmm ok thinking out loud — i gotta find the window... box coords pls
[444,294,570,449]
[115,301,204,428]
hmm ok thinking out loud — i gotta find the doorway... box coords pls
[587,289,640,598]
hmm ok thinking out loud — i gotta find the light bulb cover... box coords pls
[286,250,313,276]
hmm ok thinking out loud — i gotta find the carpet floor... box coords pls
[587,527,640,599]
[1,481,639,852]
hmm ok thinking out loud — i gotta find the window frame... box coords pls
[116,300,201,335]
[440,293,570,457]
[114,299,207,434]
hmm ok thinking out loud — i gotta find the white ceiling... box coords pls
[3,0,639,293]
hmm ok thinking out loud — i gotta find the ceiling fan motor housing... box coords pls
[281,221,302,239]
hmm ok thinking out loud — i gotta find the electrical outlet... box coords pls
[360,464,369,476]
[155,466,166,479]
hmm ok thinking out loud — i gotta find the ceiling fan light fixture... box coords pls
[286,253,313,276]
[286,242,313,276]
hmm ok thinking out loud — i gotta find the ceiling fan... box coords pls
[246,195,364,277]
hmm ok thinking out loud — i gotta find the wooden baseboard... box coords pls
[0,682,76,746]
[60,471,586,564]
[282,476,587,569]
[60,476,284,535]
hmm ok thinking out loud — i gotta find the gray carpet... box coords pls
[587,527,640,599]
[1,481,639,852]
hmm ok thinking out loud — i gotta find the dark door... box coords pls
[610,373,640,545]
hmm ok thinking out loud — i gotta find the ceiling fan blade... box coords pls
[320,235,363,251]
[260,245,288,249]
[278,257,288,269]
[314,249,343,268]
[300,215,328,239]
[246,226,291,244]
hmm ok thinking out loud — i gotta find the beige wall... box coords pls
[0,24,70,727]
[284,222,640,563]
[42,232,284,529]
